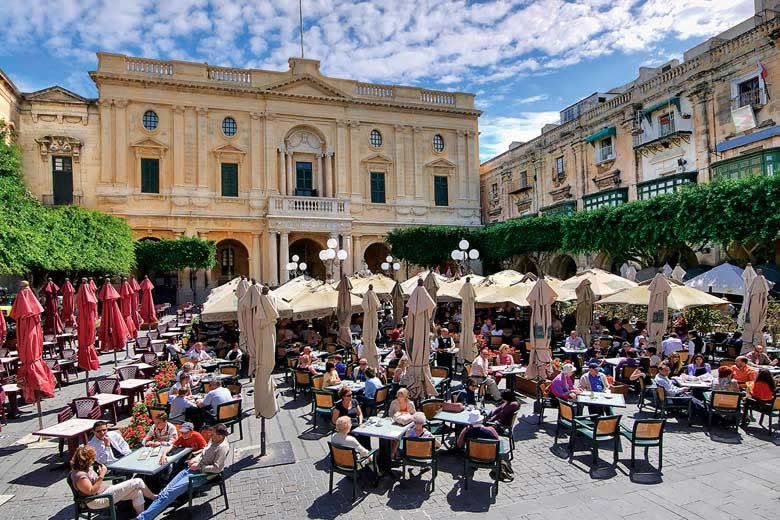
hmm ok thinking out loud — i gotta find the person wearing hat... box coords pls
[550,364,580,400]
[158,422,206,466]
[137,424,230,520]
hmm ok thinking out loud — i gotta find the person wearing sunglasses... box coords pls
[87,421,131,465]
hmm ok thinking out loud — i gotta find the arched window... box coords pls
[220,246,235,278]
[369,129,382,148]
[432,134,445,152]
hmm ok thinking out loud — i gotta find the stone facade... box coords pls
[480,1,780,277]
[1,54,481,301]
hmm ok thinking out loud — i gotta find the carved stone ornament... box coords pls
[515,197,532,212]
[35,135,83,162]
[549,185,572,202]
[285,130,325,154]
[593,169,621,190]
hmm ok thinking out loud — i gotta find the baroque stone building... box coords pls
[480,0,780,278]
[0,54,481,301]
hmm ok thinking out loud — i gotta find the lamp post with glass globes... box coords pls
[318,237,348,282]
[450,239,479,276]
[380,255,402,279]
[286,255,307,278]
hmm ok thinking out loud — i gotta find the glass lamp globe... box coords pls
[337,249,348,261]
[327,249,337,260]
[459,239,469,251]
[393,262,401,271]
[292,255,300,262]
[318,250,327,261]
[299,262,307,271]
[469,249,480,260]
[381,262,390,270]
[385,255,393,263]
[327,238,338,249]
[451,250,460,260]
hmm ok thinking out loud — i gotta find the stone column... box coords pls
[343,234,354,276]
[197,107,209,189]
[394,125,405,199]
[324,151,334,198]
[466,130,478,202]
[114,100,128,186]
[412,126,423,200]
[349,121,361,197]
[265,113,279,194]
[317,153,324,197]
[264,232,279,286]
[353,235,363,272]
[251,232,262,282]
[98,99,113,184]
[173,105,185,187]
[279,232,290,284]
[457,129,467,201]
[692,91,712,182]
[336,120,349,197]
[277,147,286,196]
[250,112,263,193]
[286,152,294,196]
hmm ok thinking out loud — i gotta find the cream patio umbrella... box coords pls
[288,282,362,320]
[671,264,687,283]
[575,279,595,348]
[646,274,672,350]
[597,280,728,311]
[336,276,355,349]
[401,271,447,297]
[741,273,770,354]
[459,276,478,363]
[559,268,637,299]
[474,281,531,308]
[391,281,405,329]
[348,273,396,299]
[361,285,381,370]
[201,278,292,322]
[404,279,438,400]
[738,263,757,327]
[252,286,280,456]
[236,277,250,354]
[437,274,485,302]
[686,262,746,297]
[525,278,557,380]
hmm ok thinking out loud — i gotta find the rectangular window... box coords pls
[582,187,628,211]
[597,137,614,162]
[555,156,565,178]
[52,156,73,205]
[295,161,313,196]
[518,170,528,188]
[221,163,238,197]
[713,148,778,179]
[658,113,674,137]
[637,172,697,200]
[434,175,448,206]
[140,158,159,194]
[370,171,386,203]
[490,183,498,197]
[540,201,576,216]
[737,77,761,107]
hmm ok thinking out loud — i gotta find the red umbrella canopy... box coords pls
[129,277,142,329]
[0,307,7,345]
[75,281,99,371]
[98,281,129,352]
[42,279,64,335]
[119,280,138,339]
[89,278,97,294]
[139,277,158,324]
[10,285,56,402]
[60,279,76,328]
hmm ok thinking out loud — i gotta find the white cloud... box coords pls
[479,112,561,160]
[516,94,548,104]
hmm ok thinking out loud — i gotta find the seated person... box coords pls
[456,378,479,406]
[143,412,178,447]
[363,367,384,401]
[333,355,346,378]
[297,346,318,375]
[564,330,586,350]
[157,422,207,466]
[486,390,520,430]
[166,337,185,359]
[654,363,703,412]
[470,349,501,401]
[615,356,639,382]
[662,333,683,358]
[171,373,192,396]
[742,368,778,425]
[87,420,131,465]
[712,366,739,392]
[388,387,416,422]
[353,358,369,382]
[185,342,212,361]
[192,380,233,429]
[726,332,743,354]
[634,329,649,350]
[225,343,243,363]
[387,343,407,368]
[665,352,685,377]
[579,362,611,414]
[70,446,156,517]
[645,346,661,367]
[322,361,342,388]
[393,358,410,385]
[381,311,394,330]
[331,416,377,484]
[456,413,499,450]
[136,424,230,520]
[731,356,757,384]
[395,412,442,458]
[550,363,579,400]
[169,387,196,422]
[746,345,778,367]
[331,387,367,449]
[687,354,712,377]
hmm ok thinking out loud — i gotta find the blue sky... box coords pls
[0,0,754,161]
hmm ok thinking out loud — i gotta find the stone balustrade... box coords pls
[267,195,350,218]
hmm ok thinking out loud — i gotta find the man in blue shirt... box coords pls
[363,367,383,400]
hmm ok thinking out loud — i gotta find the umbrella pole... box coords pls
[85,370,90,394]
[35,392,43,432]
[261,417,266,457]
[113,349,118,367]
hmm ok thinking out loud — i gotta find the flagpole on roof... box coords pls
[299,0,305,58]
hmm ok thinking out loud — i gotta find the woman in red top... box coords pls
[742,368,777,426]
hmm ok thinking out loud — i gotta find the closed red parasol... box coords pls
[75,278,99,372]
[129,277,142,329]
[139,275,157,325]
[119,277,138,339]
[10,282,56,407]
[98,279,129,352]
[0,307,6,346]
[42,278,64,335]
[60,278,76,328]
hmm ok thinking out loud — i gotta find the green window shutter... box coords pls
[141,158,159,193]
[370,172,386,203]
[434,176,448,206]
[221,163,238,197]
[295,162,313,194]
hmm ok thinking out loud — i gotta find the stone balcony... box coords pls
[267,195,350,219]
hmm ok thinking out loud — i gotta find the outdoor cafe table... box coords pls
[488,364,526,389]
[91,393,129,424]
[352,417,412,474]
[199,358,229,372]
[433,408,485,427]
[119,378,154,409]
[34,418,98,464]
[2,383,21,418]
[576,391,626,413]
[326,381,365,393]
[109,446,193,476]
[673,376,712,389]
[1,355,19,374]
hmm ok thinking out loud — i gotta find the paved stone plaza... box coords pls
[1,347,778,520]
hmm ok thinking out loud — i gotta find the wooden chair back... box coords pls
[295,370,312,386]
[405,437,434,460]
[622,366,636,380]
[148,407,167,421]
[512,352,523,364]
[720,359,736,367]
[314,390,335,408]
[157,388,169,405]
[490,335,503,346]
[594,415,621,435]
[219,365,239,376]
[326,344,339,354]
[558,400,575,422]
[287,357,298,370]
[633,419,665,440]
[656,385,667,401]
[772,394,780,411]
[226,382,242,395]
[649,366,658,378]
[329,443,357,469]
[374,385,390,405]
[711,391,741,411]
[678,352,689,364]
[217,400,242,421]
[430,366,449,379]
[312,374,325,390]
[466,438,499,463]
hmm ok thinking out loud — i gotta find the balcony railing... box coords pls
[125,57,174,76]
[633,114,691,148]
[731,87,766,109]
[42,194,83,206]
[267,195,349,218]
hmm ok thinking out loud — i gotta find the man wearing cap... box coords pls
[137,424,230,520]
[158,422,207,466]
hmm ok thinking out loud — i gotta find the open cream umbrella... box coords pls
[391,281,405,329]
[738,263,757,327]
[336,276,354,349]
[405,279,437,400]
[401,271,447,297]
[671,264,687,283]
[597,280,728,310]
[288,282,361,320]
[459,276,478,363]
[525,278,557,380]
[361,285,381,370]
[348,273,396,299]
[741,274,770,354]
[575,279,595,347]
[560,268,637,299]
[474,282,531,308]
[253,286,279,456]
[646,274,671,350]
[437,274,485,302]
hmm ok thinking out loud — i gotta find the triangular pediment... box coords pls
[130,137,168,150]
[263,74,350,99]
[213,143,246,155]
[24,86,89,104]
[361,152,393,165]
[425,157,457,169]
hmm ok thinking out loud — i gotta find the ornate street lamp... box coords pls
[286,254,307,278]
[380,255,401,279]
[450,239,479,275]
[318,237,348,282]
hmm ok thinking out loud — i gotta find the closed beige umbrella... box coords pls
[336,276,354,350]
[244,282,261,377]
[361,285,381,371]
[253,286,279,419]
[741,273,770,354]
[423,270,440,332]
[575,279,595,348]
[391,281,405,329]
[525,278,557,380]
[646,274,672,350]
[738,263,757,327]
[405,280,437,400]
[236,278,253,370]
[459,276,478,363]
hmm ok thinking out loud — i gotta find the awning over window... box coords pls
[584,126,616,144]
[641,96,681,122]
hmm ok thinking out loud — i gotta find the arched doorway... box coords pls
[661,246,698,268]
[593,252,620,274]
[364,242,391,274]
[212,239,249,284]
[289,238,325,281]
[514,255,538,276]
[550,254,577,279]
